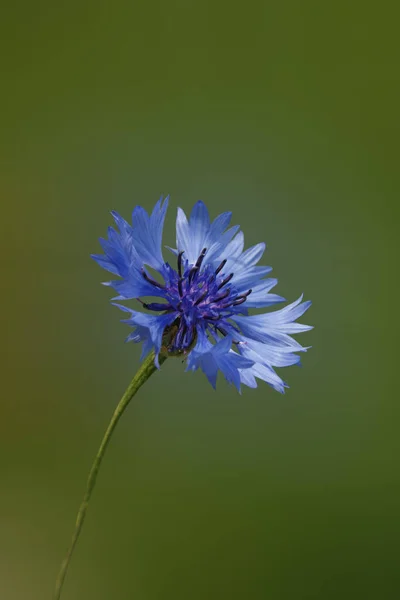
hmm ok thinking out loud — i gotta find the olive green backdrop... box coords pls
[0,2,397,599]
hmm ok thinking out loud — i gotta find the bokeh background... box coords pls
[0,2,397,599]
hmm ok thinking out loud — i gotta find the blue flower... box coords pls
[92,196,312,393]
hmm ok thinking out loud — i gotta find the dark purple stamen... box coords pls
[188,268,198,284]
[215,325,228,337]
[184,325,195,348]
[241,288,253,298]
[195,247,207,269]
[177,251,184,277]
[141,269,165,289]
[217,273,234,290]
[233,297,247,306]
[146,302,173,311]
[232,288,252,306]
[195,289,209,305]
[174,321,187,348]
[188,248,207,284]
[137,298,173,311]
[171,319,196,351]
[213,289,230,303]
[215,259,227,275]
[178,278,183,297]
[218,288,252,309]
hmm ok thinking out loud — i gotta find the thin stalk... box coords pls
[54,351,166,600]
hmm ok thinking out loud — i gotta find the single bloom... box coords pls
[92,196,312,393]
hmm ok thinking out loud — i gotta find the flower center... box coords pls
[139,248,252,352]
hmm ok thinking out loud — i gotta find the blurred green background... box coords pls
[0,1,397,599]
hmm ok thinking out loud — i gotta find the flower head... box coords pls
[92,196,312,393]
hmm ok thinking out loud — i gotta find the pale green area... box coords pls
[0,1,397,599]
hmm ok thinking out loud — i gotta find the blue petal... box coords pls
[125,325,154,359]
[239,368,258,388]
[176,205,235,265]
[265,295,312,326]
[176,207,194,261]
[131,196,169,270]
[125,324,148,342]
[93,202,171,301]
[231,266,273,290]
[245,294,285,309]
[109,274,168,300]
[186,327,217,386]
[244,363,288,393]
[113,305,177,367]
[243,278,285,308]
[205,211,232,244]
[213,231,245,264]
[210,334,232,356]
[238,335,307,368]
[218,349,254,392]
[210,239,273,290]
[186,326,213,365]
[205,225,241,263]
[187,332,253,392]
[199,354,219,389]
[90,254,121,275]
[96,228,142,278]
[236,242,266,269]
[232,296,312,344]
[111,210,131,237]
[189,201,210,260]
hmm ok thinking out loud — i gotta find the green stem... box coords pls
[54,350,166,600]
